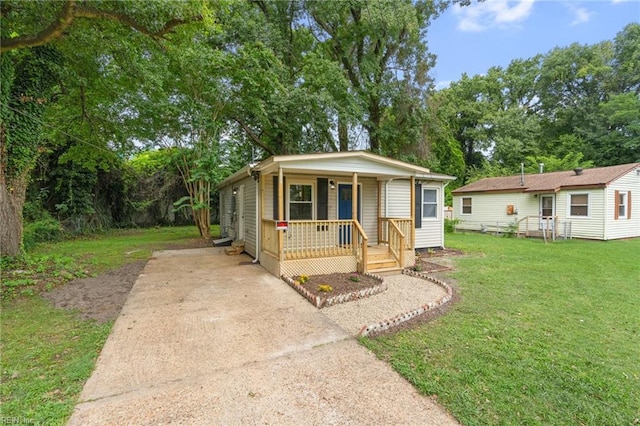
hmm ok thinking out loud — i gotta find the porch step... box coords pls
[368,267,403,276]
[367,258,400,271]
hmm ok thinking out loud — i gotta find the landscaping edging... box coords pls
[281,273,386,309]
[357,269,454,337]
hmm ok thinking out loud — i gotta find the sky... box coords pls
[428,0,640,89]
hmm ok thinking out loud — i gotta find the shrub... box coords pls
[23,218,67,250]
[444,218,460,233]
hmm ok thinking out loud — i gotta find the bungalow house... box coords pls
[217,151,455,277]
[452,163,640,240]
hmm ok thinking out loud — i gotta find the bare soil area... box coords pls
[41,238,211,323]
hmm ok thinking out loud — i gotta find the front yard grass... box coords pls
[362,234,639,425]
[1,226,214,424]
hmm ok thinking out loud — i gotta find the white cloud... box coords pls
[453,0,536,32]
[565,3,592,26]
[435,80,453,90]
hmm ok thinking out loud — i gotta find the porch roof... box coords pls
[218,151,455,188]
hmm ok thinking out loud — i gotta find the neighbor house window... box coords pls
[617,191,627,219]
[461,197,472,215]
[423,189,438,218]
[289,184,313,220]
[569,194,589,217]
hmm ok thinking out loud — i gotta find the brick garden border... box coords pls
[281,273,386,309]
[357,269,454,337]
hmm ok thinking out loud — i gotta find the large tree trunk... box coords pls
[338,115,349,151]
[0,180,26,257]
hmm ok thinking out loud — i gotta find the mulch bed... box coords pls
[299,273,381,298]
[285,272,385,308]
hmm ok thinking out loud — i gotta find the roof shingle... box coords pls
[452,163,640,194]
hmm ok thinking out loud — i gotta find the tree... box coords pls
[308,0,451,153]
[1,47,62,256]
[0,0,206,255]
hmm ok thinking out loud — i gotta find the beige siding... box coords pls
[241,177,257,257]
[557,190,605,239]
[416,182,445,248]
[453,193,537,231]
[386,180,411,217]
[604,169,640,239]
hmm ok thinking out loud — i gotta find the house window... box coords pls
[569,194,589,217]
[461,197,472,215]
[617,191,627,219]
[423,189,438,218]
[289,184,313,220]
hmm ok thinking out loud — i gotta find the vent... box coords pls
[574,167,583,176]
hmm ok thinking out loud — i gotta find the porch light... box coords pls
[329,180,335,189]
[232,187,237,195]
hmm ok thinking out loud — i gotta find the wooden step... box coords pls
[367,267,403,276]
[367,258,399,270]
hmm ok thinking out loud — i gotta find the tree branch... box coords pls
[1,1,202,52]
[234,117,276,156]
[1,0,77,52]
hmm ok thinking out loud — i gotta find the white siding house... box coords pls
[218,151,455,277]
[452,163,640,241]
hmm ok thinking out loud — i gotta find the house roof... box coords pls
[218,151,455,188]
[452,163,640,195]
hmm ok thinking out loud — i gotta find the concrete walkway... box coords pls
[68,248,459,425]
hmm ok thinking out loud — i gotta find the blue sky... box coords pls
[428,0,640,89]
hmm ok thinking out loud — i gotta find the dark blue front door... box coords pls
[338,184,360,244]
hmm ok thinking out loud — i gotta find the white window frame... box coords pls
[422,188,439,219]
[618,192,627,219]
[461,197,472,215]
[287,182,315,221]
[568,193,590,218]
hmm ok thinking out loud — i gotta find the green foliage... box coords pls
[1,297,112,424]
[0,253,87,301]
[444,218,460,233]
[364,234,640,425]
[23,217,67,250]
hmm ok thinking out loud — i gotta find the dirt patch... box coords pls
[41,238,212,323]
[42,261,146,323]
[298,273,382,299]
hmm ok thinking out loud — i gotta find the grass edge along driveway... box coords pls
[363,233,639,426]
[1,226,209,424]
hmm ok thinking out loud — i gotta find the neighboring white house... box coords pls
[452,163,640,240]
[217,151,455,277]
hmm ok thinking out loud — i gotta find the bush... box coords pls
[23,218,67,250]
[444,218,460,233]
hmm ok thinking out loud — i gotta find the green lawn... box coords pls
[363,233,640,425]
[1,226,215,424]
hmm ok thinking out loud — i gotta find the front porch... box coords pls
[260,218,415,277]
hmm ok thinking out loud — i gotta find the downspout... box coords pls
[253,168,260,264]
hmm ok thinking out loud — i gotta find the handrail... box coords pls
[352,220,369,273]
[387,219,405,268]
[516,215,559,241]
[379,217,412,249]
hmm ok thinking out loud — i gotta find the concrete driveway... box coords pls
[68,248,459,425]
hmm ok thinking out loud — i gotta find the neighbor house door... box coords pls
[539,194,554,231]
[338,183,361,245]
